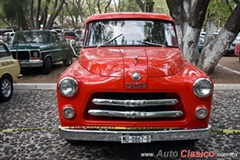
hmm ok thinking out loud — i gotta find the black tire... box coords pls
[0,75,13,102]
[63,56,73,66]
[42,57,51,74]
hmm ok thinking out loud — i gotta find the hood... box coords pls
[80,47,185,78]
[8,43,47,50]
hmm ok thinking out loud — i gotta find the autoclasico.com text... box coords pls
[140,149,239,158]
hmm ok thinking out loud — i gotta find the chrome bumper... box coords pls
[20,60,43,68]
[18,74,23,79]
[59,125,211,142]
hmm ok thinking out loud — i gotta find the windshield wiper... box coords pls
[97,33,123,48]
[137,40,166,48]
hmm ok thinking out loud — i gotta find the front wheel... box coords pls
[0,75,13,102]
[42,57,51,74]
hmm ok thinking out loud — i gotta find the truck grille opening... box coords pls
[84,92,186,121]
[11,51,30,60]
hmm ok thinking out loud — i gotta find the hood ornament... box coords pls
[134,55,138,65]
[132,72,141,81]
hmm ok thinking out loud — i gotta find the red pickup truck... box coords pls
[56,12,213,145]
[235,43,240,62]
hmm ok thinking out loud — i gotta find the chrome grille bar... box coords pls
[92,98,178,107]
[88,109,183,118]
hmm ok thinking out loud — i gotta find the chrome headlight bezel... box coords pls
[193,78,213,98]
[63,106,75,119]
[58,77,78,97]
[32,51,39,57]
[195,106,208,119]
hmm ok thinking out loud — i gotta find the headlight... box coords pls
[193,78,213,98]
[196,106,208,119]
[63,106,75,119]
[58,77,78,97]
[32,51,39,57]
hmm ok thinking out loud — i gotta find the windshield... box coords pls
[85,20,178,47]
[13,31,51,44]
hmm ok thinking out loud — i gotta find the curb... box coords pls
[14,83,56,90]
[13,83,240,91]
[214,84,240,90]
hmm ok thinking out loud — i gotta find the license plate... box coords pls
[121,134,151,143]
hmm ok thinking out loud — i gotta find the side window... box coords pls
[164,23,177,46]
[0,44,11,58]
[52,32,59,43]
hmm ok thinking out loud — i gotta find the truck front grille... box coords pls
[10,51,30,60]
[84,92,185,121]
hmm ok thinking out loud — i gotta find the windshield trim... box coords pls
[84,19,178,48]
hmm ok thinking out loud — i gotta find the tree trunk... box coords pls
[166,0,191,51]
[168,0,240,74]
[197,3,240,74]
[204,19,215,47]
[29,0,35,29]
[45,0,65,29]
[135,0,154,12]
[40,0,50,29]
[35,0,41,29]
[167,0,210,65]
[65,2,77,28]
[76,0,87,28]
[104,0,112,13]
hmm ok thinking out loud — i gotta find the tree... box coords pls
[0,0,66,30]
[136,0,155,12]
[166,0,240,74]
[112,0,140,12]
[97,0,112,13]
[64,0,80,29]
[0,0,29,29]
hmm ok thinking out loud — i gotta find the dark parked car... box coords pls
[8,30,74,74]
[235,42,240,62]
[227,33,240,55]
[198,35,205,53]
[62,31,77,41]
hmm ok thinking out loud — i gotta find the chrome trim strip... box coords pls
[59,125,211,142]
[134,55,138,65]
[19,60,43,67]
[18,74,23,79]
[88,109,183,118]
[92,98,178,107]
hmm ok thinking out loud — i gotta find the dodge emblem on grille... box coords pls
[132,72,141,81]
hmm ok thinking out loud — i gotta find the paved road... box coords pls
[0,89,240,160]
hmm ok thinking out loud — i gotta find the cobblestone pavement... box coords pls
[0,90,240,160]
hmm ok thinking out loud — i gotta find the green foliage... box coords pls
[122,0,140,12]
[0,0,28,28]
[146,0,154,6]
[154,0,169,14]
[206,0,236,29]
